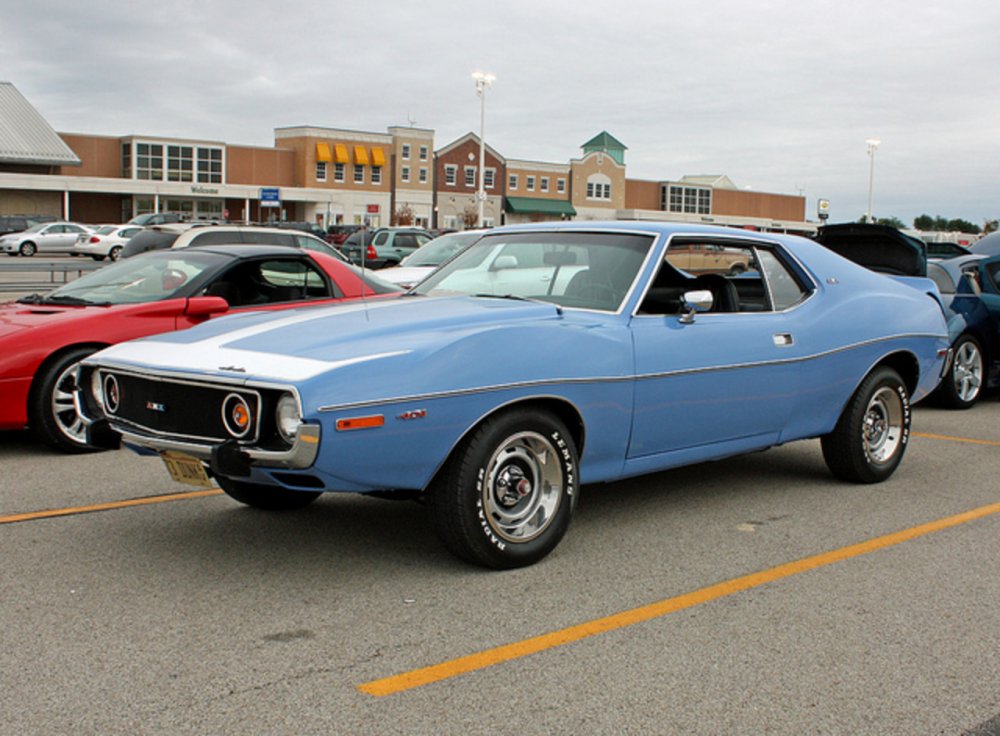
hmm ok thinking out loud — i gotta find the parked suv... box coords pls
[121,223,346,260]
[341,227,432,268]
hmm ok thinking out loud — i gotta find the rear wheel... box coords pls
[217,477,321,510]
[29,346,102,453]
[821,367,910,483]
[937,335,983,409]
[429,408,578,569]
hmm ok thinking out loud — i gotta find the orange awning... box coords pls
[315,143,332,162]
[333,144,350,164]
[353,145,369,165]
[371,147,386,167]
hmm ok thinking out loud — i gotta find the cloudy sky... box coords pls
[4,0,998,227]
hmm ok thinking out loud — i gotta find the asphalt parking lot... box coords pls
[3,398,1000,735]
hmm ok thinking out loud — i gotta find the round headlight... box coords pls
[275,393,302,442]
[221,393,252,438]
[103,373,120,414]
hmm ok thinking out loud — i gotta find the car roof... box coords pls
[161,243,310,258]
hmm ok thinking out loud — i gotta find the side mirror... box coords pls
[679,289,713,324]
[184,296,230,318]
[490,255,519,272]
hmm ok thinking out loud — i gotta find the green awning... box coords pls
[504,196,576,216]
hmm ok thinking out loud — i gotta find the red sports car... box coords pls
[0,244,400,452]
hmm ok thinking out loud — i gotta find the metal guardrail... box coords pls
[0,258,104,293]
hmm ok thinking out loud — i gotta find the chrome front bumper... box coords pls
[114,422,321,469]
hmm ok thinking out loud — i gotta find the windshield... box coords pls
[402,231,483,267]
[412,231,654,311]
[20,223,47,235]
[37,251,230,305]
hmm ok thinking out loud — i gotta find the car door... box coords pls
[972,258,1000,374]
[627,240,811,468]
[34,224,66,253]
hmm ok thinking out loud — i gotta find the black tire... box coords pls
[91,255,105,261]
[429,408,579,569]
[109,245,123,261]
[20,241,36,256]
[29,346,103,453]
[821,366,910,483]
[217,476,321,510]
[936,335,983,410]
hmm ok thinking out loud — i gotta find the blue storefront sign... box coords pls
[260,187,280,208]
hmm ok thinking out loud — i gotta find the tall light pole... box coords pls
[472,71,495,228]
[865,138,880,224]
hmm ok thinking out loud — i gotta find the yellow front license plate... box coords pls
[161,451,212,487]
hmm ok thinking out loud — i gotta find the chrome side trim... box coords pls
[318,333,946,413]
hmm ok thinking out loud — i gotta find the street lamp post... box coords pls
[472,71,495,228]
[865,138,880,224]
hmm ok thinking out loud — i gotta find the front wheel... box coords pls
[429,408,579,569]
[109,245,123,261]
[821,366,910,483]
[29,346,103,453]
[937,335,983,409]
[19,241,36,256]
[217,476,321,510]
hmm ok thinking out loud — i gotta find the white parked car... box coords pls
[1,222,93,256]
[378,230,486,288]
[71,225,144,261]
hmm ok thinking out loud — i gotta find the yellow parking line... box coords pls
[0,488,223,524]
[358,499,1000,697]
[913,431,1000,447]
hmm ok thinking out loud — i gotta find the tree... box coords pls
[983,220,998,235]
[912,214,981,234]
[462,203,479,229]
[392,204,414,226]
[856,215,905,228]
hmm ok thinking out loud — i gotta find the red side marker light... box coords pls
[336,415,385,431]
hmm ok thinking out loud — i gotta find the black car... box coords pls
[0,214,59,237]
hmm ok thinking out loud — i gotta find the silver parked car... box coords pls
[1,221,93,256]
[71,225,144,261]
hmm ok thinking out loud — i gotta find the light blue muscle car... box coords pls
[77,222,951,568]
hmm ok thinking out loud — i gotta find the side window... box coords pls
[644,240,799,315]
[189,230,243,246]
[373,231,389,246]
[211,258,336,306]
[241,231,295,247]
[416,234,431,246]
[395,234,416,248]
[984,263,1000,292]
[757,249,809,310]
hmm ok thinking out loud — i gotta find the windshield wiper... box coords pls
[15,293,46,304]
[471,293,533,302]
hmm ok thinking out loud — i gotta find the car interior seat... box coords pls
[689,273,740,312]
[203,280,242,306]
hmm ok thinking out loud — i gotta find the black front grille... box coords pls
[102,371,260,442]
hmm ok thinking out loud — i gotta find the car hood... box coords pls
[814,224,927,276]
[89,296,581,384]
[375,265,434,287]
[0,300,98,338]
